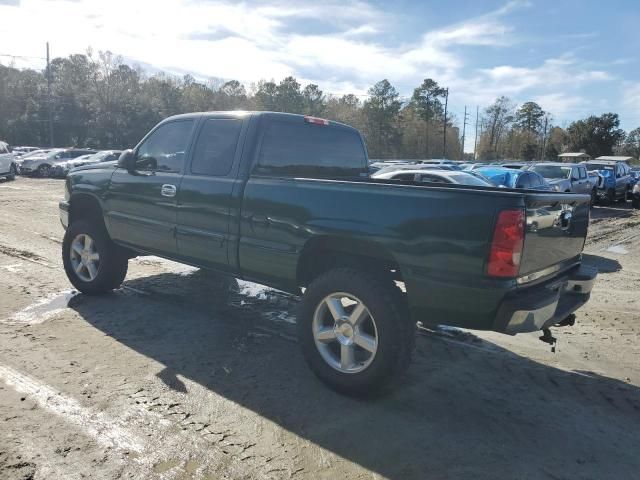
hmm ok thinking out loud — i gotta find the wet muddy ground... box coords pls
[0,177,639,479]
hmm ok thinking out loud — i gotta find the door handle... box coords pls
[161,184,177,197]
[250,214,270,226]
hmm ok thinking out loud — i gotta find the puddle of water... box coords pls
[262,311,297,325]
[236,280,274,298]
[605,244,629,254]
[153,459,181,474]
[6,290,79,325]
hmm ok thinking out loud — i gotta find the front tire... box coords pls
[606,188,615,206]
[37,164,51,178]
[6,163,16,181]
[62,220,128,295]
[298,268,414,395]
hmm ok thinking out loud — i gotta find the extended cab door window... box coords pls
[136,120,194,173]
[190,119,242,176]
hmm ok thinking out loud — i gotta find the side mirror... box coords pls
[117,149,135,172]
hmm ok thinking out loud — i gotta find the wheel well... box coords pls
[297,236,404,287]
[69,194,106,230]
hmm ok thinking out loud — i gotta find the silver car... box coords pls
[529,162,595,198]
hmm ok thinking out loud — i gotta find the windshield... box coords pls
[586,163,614,172]
[531,165,571,179]
[45,150,64,159]
[84,151,112,161]
[447,172,492,186]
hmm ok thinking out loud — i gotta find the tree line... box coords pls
[1,51,638,162]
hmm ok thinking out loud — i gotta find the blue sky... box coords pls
[1,0,639,150]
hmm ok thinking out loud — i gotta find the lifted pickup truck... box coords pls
[60,112,597,394]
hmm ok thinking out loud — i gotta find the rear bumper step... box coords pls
[494,264,597,335]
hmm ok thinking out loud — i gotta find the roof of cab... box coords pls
[161,111,358,131]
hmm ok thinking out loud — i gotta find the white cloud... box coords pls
[0,0,619,125]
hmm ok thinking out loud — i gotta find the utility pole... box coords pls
[540,115,549,161]
[425,97,429,160]
[442,88,449,158]
[461,106,469,160]
[46,42,54,147]
[473,105,479,160]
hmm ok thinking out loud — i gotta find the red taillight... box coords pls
[487,209,525,278]
[304,116,329,126]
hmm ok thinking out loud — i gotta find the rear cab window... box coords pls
[255,117,368,178]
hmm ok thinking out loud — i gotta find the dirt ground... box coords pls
[0,176,638,480]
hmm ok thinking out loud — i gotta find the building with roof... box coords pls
[558,152,591,162]
[595,156,633,162]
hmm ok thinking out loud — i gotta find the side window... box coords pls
[190,119,242,176]
[579,167,587,179]
[530,173,541,187]
[419,174,449,183]
[516,173,531,189]
[616,164,622,178]
[391,173,415,181]
[136,120,194,172]
[0,145,6,154]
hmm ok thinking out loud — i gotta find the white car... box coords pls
[19,148,96,177]
[52,150,123,178]
[0,141,18,181]
[372,168,493,186]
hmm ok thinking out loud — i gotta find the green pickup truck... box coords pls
[60,112,597,394]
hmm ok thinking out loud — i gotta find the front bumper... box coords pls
[494,263,597,334]
[59,201,70,229]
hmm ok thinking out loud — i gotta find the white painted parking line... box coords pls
[0,263,23,273]
[0,364,144,453]
[4,290,77,325]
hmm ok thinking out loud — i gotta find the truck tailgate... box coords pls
[519,192,591,277]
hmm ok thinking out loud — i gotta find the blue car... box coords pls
[475,167,551,191]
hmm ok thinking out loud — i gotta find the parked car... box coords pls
[582,160,633,204]
[60,111,596,394]
[0,141,18,181]
[11,146,40,157]
[19,148,96,177]
[372,168,493,186]
[500,162,531,170]
[52,154,94,177]
[632,182,640,209]
[529,162,596,204]
[475,167,551,191]
[373,163,461,176]
[52,150,123,178]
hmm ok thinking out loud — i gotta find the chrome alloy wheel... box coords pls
[312,292,378,373]
[69,233,100,282]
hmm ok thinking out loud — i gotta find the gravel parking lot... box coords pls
[0,177,639,479]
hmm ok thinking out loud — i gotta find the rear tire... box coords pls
[298,268,414,396]
[62,220,128,295]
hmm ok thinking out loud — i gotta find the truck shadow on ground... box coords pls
[68,270,640,480]
[582,254,622,273]
[590,203,635,220]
